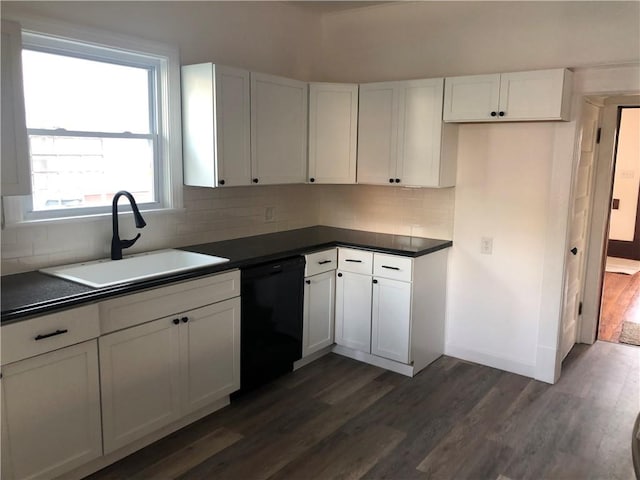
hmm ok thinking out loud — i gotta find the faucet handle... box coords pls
[120,233,141,249]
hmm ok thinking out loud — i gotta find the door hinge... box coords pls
[596,127,602,144]
[578,301,583,316]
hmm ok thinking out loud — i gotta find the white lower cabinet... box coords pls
[371,277,411,363]
[1,340,102,480]
[99,316,182,454]
[99,296,240,454]
[335,271,373,353]
[334,247,448,377]
[303,270,335,357]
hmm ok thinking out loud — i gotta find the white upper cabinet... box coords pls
[182,64,251,187]
[308,83,358,184]
[251,72,308,185]
[358,78,457,188]
[1,20,31,196]
[443,68,573,122]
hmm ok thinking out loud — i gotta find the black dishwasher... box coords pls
[234,256,305,397]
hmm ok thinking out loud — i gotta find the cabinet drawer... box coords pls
[338,248,373,274]
[100,270,240,334]
[1,304,100,365]
[373,253,413,282]
[305,248,338,276]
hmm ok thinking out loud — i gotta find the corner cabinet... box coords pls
[302,249,338,357]
[182,64,252,187]
[443,68,573,122]
[334,247,449,377]
[357,78,458,188]
[308,83,358,184]
[1,20,31,196]
[251,72,308,185]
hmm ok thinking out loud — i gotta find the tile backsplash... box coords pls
[1,184,454,275]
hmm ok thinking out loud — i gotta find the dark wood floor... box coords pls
[599,271,640,343]
[87,341,640,480]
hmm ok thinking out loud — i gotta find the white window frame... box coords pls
[3,15,183,224]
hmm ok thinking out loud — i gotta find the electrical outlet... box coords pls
[265,206,275,222]
[480,237,493,255]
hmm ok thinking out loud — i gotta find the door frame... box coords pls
[578,95,640,345]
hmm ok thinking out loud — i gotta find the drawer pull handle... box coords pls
[381,265,401,271]
[345,259,362,263]
[318,260,332,265]
[34,329,68,341]
[181,317,189,323]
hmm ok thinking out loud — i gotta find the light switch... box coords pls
[480,237,493,255]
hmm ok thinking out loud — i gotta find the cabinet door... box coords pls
[442,74,501,122]
[1,20,30,196]
[396,78,445,187]
[251,72,308,185]
[357,82,399,185]
[1,341,102,480]
[371,277,411,364]
[99,317,181,454]
[215,65,252,186]
[182,64,251,188]
[308,83,358,184]
[303,270,336,357]
[181,297,240,415]
[334,271,372,353]
[498,69,570,121]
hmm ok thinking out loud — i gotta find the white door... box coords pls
[334,271,372,353]
[215,65,252,186]
[396,78,444,187]
[357,82,399,185]
[442,73,501,122]
[99,317,181,454]
[250,72,308,185]
[308,83,358,184]
[181,298,241,415]
[371,277,412,363]
[303,270,336,357]
[560,101,602,360]
[1,341,102,480]
[498,69,567,121]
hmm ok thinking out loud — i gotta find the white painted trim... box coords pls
[293,344,334,370]
[445,342,536,379]
[332,344,416,377]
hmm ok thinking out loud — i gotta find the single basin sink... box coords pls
[40,249,229,288]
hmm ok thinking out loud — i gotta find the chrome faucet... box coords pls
[111,190,147,260]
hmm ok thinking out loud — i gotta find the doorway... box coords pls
[599,105,640,345]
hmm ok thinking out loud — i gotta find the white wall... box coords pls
[609,107,640,242]
[318,1,640,82]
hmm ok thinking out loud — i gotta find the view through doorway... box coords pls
[598,106,640,346]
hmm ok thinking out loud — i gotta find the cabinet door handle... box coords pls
[318,260,332,265]
[337,272,343,277]
[345,259,362,263]
[372,279,378,284]
[181,316,189,323]
[305,279,311,284]
[173,318,180,325]
[34,329,68,341]
[309,178,315,183]
[490,111,497,117]
[253,178,259,183]
[381,265,400,271]
[395,178,400,183]
[498,111,505,117]
[389,178,394,183]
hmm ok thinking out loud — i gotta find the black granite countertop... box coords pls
[1,226,451,324]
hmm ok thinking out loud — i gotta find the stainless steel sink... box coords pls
[40,249,229,288]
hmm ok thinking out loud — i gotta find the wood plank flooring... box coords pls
[599,271,640,342]
[86,341,640,480]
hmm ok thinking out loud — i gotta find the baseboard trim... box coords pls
[444,343,536,379]
[332,344,416,377]
[293,345,334,370]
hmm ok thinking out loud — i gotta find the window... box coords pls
[7,20,182,222]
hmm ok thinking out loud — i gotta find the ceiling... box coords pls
[283,1,390,14]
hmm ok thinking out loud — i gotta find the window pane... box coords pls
[29,135,155,211]
[22,50,151,133]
